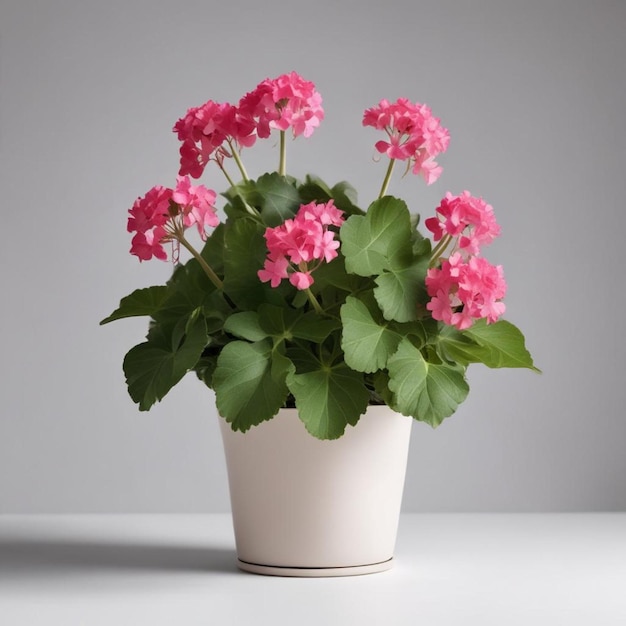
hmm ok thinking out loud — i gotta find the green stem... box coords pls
[228,140,249,182]
[378,158,396,199]
[429,234,453,268]
[305,288,324,315]
[218,156,262,221]
[278,130,287,177]
[178,235,224,290]
[217,161,236,188]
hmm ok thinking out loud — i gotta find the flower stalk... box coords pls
[278,130,287,176]
[378,158,396,198]
[305,288,324,315]
[178,234,224,290]
[429,234,453,268]
[217,161,236,188]
[228,140,250,182]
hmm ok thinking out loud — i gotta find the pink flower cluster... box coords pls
[128,176,218,261]
[426,253,507,330]
[362,98,450,184]
[173,102,256,179]
[258,200,344,290]
[174,72,324,179]
[425,191,501,256]
[424,191,505,329]
[240,71,324,140]
[172,176,219,239]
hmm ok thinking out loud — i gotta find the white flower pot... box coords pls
[219,405,412,577]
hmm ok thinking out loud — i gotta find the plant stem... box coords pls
[429,234,453,268]
[278,130,287,177]
[217,161,236,188]
[228,140,249,182]
[378,158,396,198]
[305,288,324,315]
[178,235,224,290]
[218,157,262,221]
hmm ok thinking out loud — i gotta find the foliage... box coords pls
[102,73,537,439]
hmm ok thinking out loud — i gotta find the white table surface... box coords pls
[1,513,624,625]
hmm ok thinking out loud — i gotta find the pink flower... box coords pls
[172,176,219,240]
[289,271,314,290]
[258,255,290,288]
[425,191,500,255]
[127,179,219,262]
[239,72,324,140]
[313,229,341,263]
[300,199,344,227]
[127,185,172,234]
[363,98,449,184]
[258,201,344,290]
[127,186,173,261]
[426,253,506,329]
[129,228,168,262]
[238,81,276,139]
[173,100,256,178]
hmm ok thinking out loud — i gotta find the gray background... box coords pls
[1,0,624,513]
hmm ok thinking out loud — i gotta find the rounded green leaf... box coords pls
[340,296,401,373]
[287,364,370,440]
[223,312,268,342]
[387,338,469,427]
[213,340,290,432]
[340,196,412,276]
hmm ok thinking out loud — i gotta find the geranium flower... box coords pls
[240,71,324,140]
[426,253,507,329]
[172,176,219,240]
[363,98,450,184]
[127,179,219,262]
[173,101,256,178]
[425,191,500,255]
[258,200,343,290]
[127,185,172,261]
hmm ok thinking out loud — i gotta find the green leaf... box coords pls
[292,312,341,343]
[298,176,363,216]
[371,370,395,406]
[258,303,302,340]
[310,253,369,293]
[330,181,362,216]
[374,255,429,322]
[153,257,218,324]
[298,175,333,204]
[395,318,438,349]
[340,196,413,276]
[100,286,169,324]
[256,303,341,344]
[202,290,234,333]
[437,325,491,365]
[200,223,226,275]
[288,359,370,440]
[255,172,301,226]
[194,354,218,388]
[223,311,268,342]
[222,180,258,220]
[213,340,291,432]
[340,296,402,373]
[304,174,333,195]
[123,311,208,411]
[463,319,540,371]
[387,338,469,427]
[331,181,359,207]
[223,219,267,309]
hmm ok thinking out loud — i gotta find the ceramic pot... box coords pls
[219,404,412,577]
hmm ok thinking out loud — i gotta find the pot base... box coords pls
[237,557,393,577]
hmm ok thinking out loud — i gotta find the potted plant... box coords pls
[102,72,537,576]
